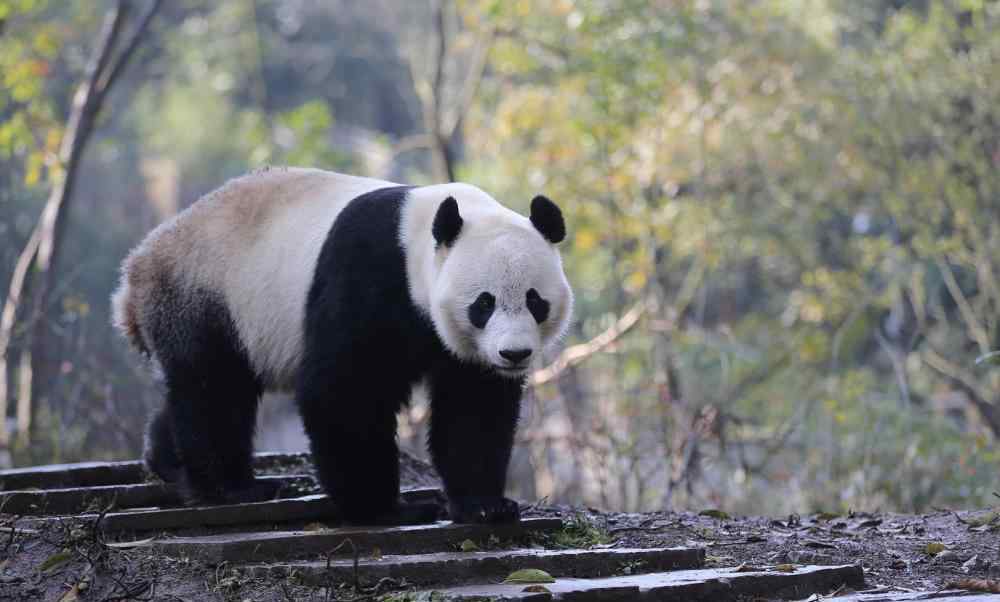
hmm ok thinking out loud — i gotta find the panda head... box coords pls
[429,194,572,379]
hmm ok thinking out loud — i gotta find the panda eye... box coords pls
[468,292,495,329]
[526,288,550,324]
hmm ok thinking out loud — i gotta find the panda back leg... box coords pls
[147,287,272,504]
[144,406,181,483]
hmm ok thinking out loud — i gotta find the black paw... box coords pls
[180,478,282,506]
[449,496,521,524]
[342,499,445,526]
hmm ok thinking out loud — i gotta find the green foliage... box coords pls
[537,513,612,549]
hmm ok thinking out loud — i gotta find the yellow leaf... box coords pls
[38,549,72,573]
[503,568,556,584]
[574,228,599,251]
[459,539,480,552]
[924,542,946,555]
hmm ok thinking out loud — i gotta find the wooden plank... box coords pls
[0,452,310,491]
[433,563,865,601]
[249,547,706,587]
[0,474,315,515]
[95,487,445,533]
[154,517,564,564]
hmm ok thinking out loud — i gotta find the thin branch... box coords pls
[531,298,649,386]
[923,346,1000,437]
[935,256,991,354]
[94,0,163,102]
[441,25,496,139]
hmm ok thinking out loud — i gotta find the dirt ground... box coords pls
[1,453,997,601]
[526,503,1000,595]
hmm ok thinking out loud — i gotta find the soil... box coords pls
[523,505,1000,595]
[1,453,997,601]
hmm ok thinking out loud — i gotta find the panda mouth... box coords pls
[495,364,528,378]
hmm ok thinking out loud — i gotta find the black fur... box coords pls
[297,186,523,524]
[432,196,463,247]
[526,288,550,324]
[530,195,566,244]
[468,292,495,329]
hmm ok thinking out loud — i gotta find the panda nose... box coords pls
[499,348,532,364]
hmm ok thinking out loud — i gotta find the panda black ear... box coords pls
[530,195,566,244]
[432,196,463,248]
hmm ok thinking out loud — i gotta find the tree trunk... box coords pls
[0,0,162,449]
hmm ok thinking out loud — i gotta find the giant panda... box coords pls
[112,167,572,524]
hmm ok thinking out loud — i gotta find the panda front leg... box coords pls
[296,364,441,525]
[428,359,523,524]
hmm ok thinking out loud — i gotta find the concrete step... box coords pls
[247,546,705,587]
[154,517,564,564]
[0,474,315,515]
[831,591,1000,601]
[89,487,443,533]
[428,563,864,601]
[0,452,310,490]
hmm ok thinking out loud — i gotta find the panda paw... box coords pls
[180,478,283,506]
[449,496,521,524]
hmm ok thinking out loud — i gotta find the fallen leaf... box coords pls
[58,585,82,602]
[459,539,480,552]
[773,564,797,572]
[503,569,556,584]
[946,578,1000,593]
[38,550,72,573]
[522,585,552,593]
[370,547,383,560]
[814,512,840,521]
[699,509,730,520]
[924,542,946,556]
[106,537,155,549]
[303,522,327,532]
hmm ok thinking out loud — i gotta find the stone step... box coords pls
[247,546,705,587]
[154,517,564,564]
[428,563,864,601]
[832,591,1000,601]
[89,487,444,533]
[0,474,315,515]
[0,452,310,491]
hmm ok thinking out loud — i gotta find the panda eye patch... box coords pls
[526,288,550,323]
[468,292,495,329]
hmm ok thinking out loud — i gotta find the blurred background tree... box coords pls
[1,0,997,515]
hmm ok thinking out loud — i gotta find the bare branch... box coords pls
[531,298,649,386]
[935,256,991,354]
[442,26,496,139]
[95,0,164,102]
[923,346,1000,437]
